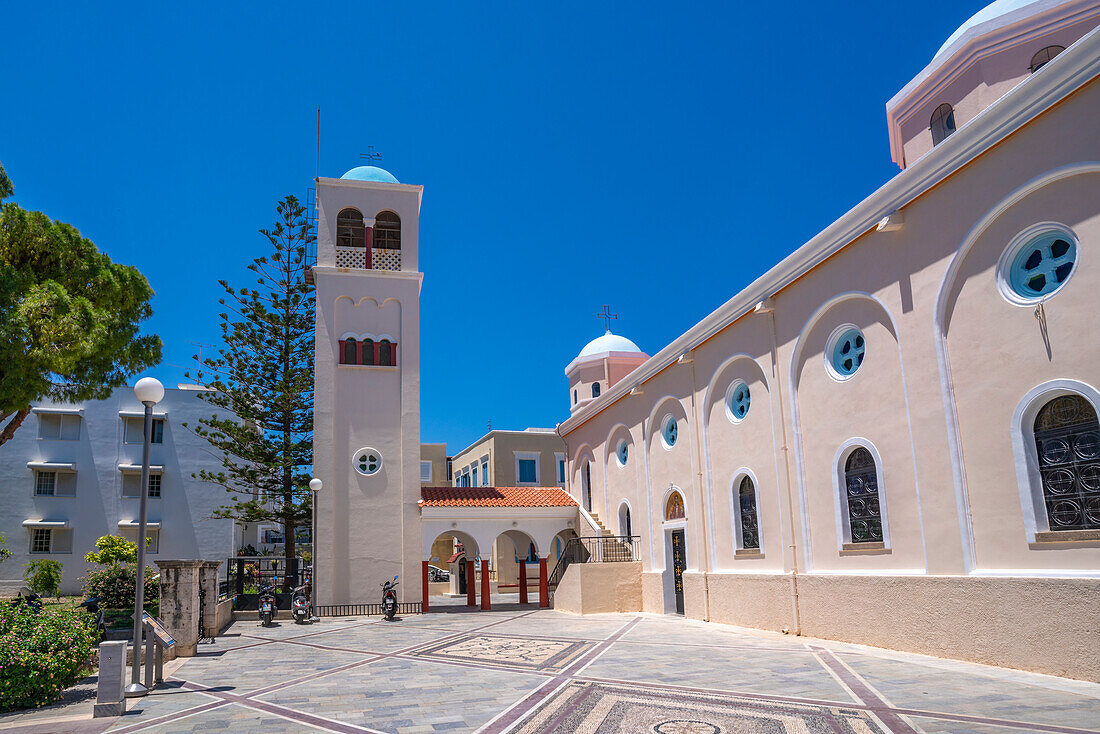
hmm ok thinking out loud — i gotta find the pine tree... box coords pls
[186,196,314,561]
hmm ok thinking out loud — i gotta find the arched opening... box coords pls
[664,490,685,521]
[374,210,401,250]
[617,501,632,537]
[736,476,760,550]
[426,531,480,599]
[337,208,366,248]
[361,338,375,366]
[379,339,394,366]
[930,103,956,146]
[1030,45,1064,72]
[843,446,883,543]
[591,382,601,398]
[341,337,358,365]
[492,530,539,600]
[582,460,593,511]
[1033,394,1100,531]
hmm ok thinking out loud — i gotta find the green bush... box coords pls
[23,560,62,599]
[80,563,158,609]
[0,604,96,711]
[84,535,140,565]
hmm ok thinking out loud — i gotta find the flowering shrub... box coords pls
[0,604,96,711]
[80,564,159,609]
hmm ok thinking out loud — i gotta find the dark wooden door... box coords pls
[458,559,467,594]
[671,529,686,615]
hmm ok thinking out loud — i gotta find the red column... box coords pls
[364,227,373,268]
[421,561,430,613]
[466,560,476,607]
[519,561,528,604]
[538,557,549,608]
[480,560,491,610]
[373,341,381,364]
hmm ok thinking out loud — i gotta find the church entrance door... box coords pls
[671,529,686,615]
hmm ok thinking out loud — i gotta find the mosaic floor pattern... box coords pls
[1,605,1098,734]
[510,680,889,734]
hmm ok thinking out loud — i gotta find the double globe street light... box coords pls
[125,377,164,698]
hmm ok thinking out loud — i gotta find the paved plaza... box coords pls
[2,603,1098,734]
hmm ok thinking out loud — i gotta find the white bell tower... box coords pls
[311,165,424,606]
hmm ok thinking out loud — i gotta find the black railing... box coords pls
[226,556,302,610]
[548,535,640,587]
[315,602,422,617]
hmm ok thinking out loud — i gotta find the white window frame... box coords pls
[37,412,81,441]
[30,528,53,554]
[514,451,541,486]
[120,467,165,498]
[31,467,77,498]
[480,456,490,486]
[123,416,166,445]
[28,527,73,554]
[121,526,161,554]
[1010,379,1100,541]
[729,469,763,552]
[831,438,891,550]
[555,453,566,484]
[420,460,433,482]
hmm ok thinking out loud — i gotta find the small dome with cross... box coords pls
[340,165,399,184]
[576,332,643,359]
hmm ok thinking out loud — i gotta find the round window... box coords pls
[616,439,628,467]
[662,415,678,448]
[727,380,751,422]
[827,326,865,380]
[998,225,1079,305]
[353,447,383,476]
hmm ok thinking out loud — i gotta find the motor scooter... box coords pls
[381,576,399,621]
[9,590,42,612]
[79,596,106,641]
[291,582,311,624]
[258,583,277,627]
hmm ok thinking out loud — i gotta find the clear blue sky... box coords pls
[0,1,984,452]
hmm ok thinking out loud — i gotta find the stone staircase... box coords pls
[588,513,613,536]
[585,513,635,563]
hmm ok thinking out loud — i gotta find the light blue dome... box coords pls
[936,0,1046,57]
[340,165,399,184]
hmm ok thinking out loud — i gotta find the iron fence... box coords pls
[315,602,422,617]
[225,556,304,610]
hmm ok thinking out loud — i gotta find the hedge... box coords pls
[80,563,159,609]
[0,604,96,711]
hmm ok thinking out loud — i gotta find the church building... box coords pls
[311,0,1100,680]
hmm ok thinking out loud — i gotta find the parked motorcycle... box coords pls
[381,576,399,621]
[290,583,310,624]
[258,583,277,627]
[79,596,106,641]
[9,590,42,612]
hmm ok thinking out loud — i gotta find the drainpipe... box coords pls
[757,298,802,636]
[684,351,711,621]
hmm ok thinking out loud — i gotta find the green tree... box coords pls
[84,534,141,566]
[0,533,12,565]
[0,162,162,446]
[23,560,63,599]
[186,196,314,561]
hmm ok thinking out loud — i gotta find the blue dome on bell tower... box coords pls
[340,165,399,184]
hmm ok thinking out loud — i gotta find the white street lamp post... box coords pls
[308,477,321,622]
[125,377,164,698]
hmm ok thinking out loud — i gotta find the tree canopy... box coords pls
[186,195,314,560]
[0,161,162,446]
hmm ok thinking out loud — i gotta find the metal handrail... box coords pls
[547,535,640,587]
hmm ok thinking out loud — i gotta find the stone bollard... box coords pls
[93,641,127,717]
[154,560,204,658]
[197,560,223,639]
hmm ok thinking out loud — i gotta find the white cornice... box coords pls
[317,176,424,207]
[559,27,1100,436]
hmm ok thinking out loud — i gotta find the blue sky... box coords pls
[1,1,985,452]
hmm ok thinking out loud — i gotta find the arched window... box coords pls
[1030,45,1064,72]
[592,382,601,398]
[737,476,760,550]
[341,337,358,365]
[337,208,366,248]
[361,339,375,366]
[665,491,685,521]
[844,447,883,543]
[573,389,578,404]
[583,461,592,511]
[619,504,632,537]
[379,340,393,366]
[1033,395,1100,531]
[374,211,401,250]
[930,103,956,146]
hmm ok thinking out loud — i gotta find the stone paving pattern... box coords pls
[1,603,1098,733]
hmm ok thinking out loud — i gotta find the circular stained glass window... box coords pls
[353,447,383,476]
[616,439,628,467]
[827,327,865,380]
[662,415,678,448]
[1002,228,1078,303]
[727,380,750,422]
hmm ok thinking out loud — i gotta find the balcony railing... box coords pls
[548,535,640,587]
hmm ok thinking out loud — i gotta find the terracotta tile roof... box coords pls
[419,486,578,508]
